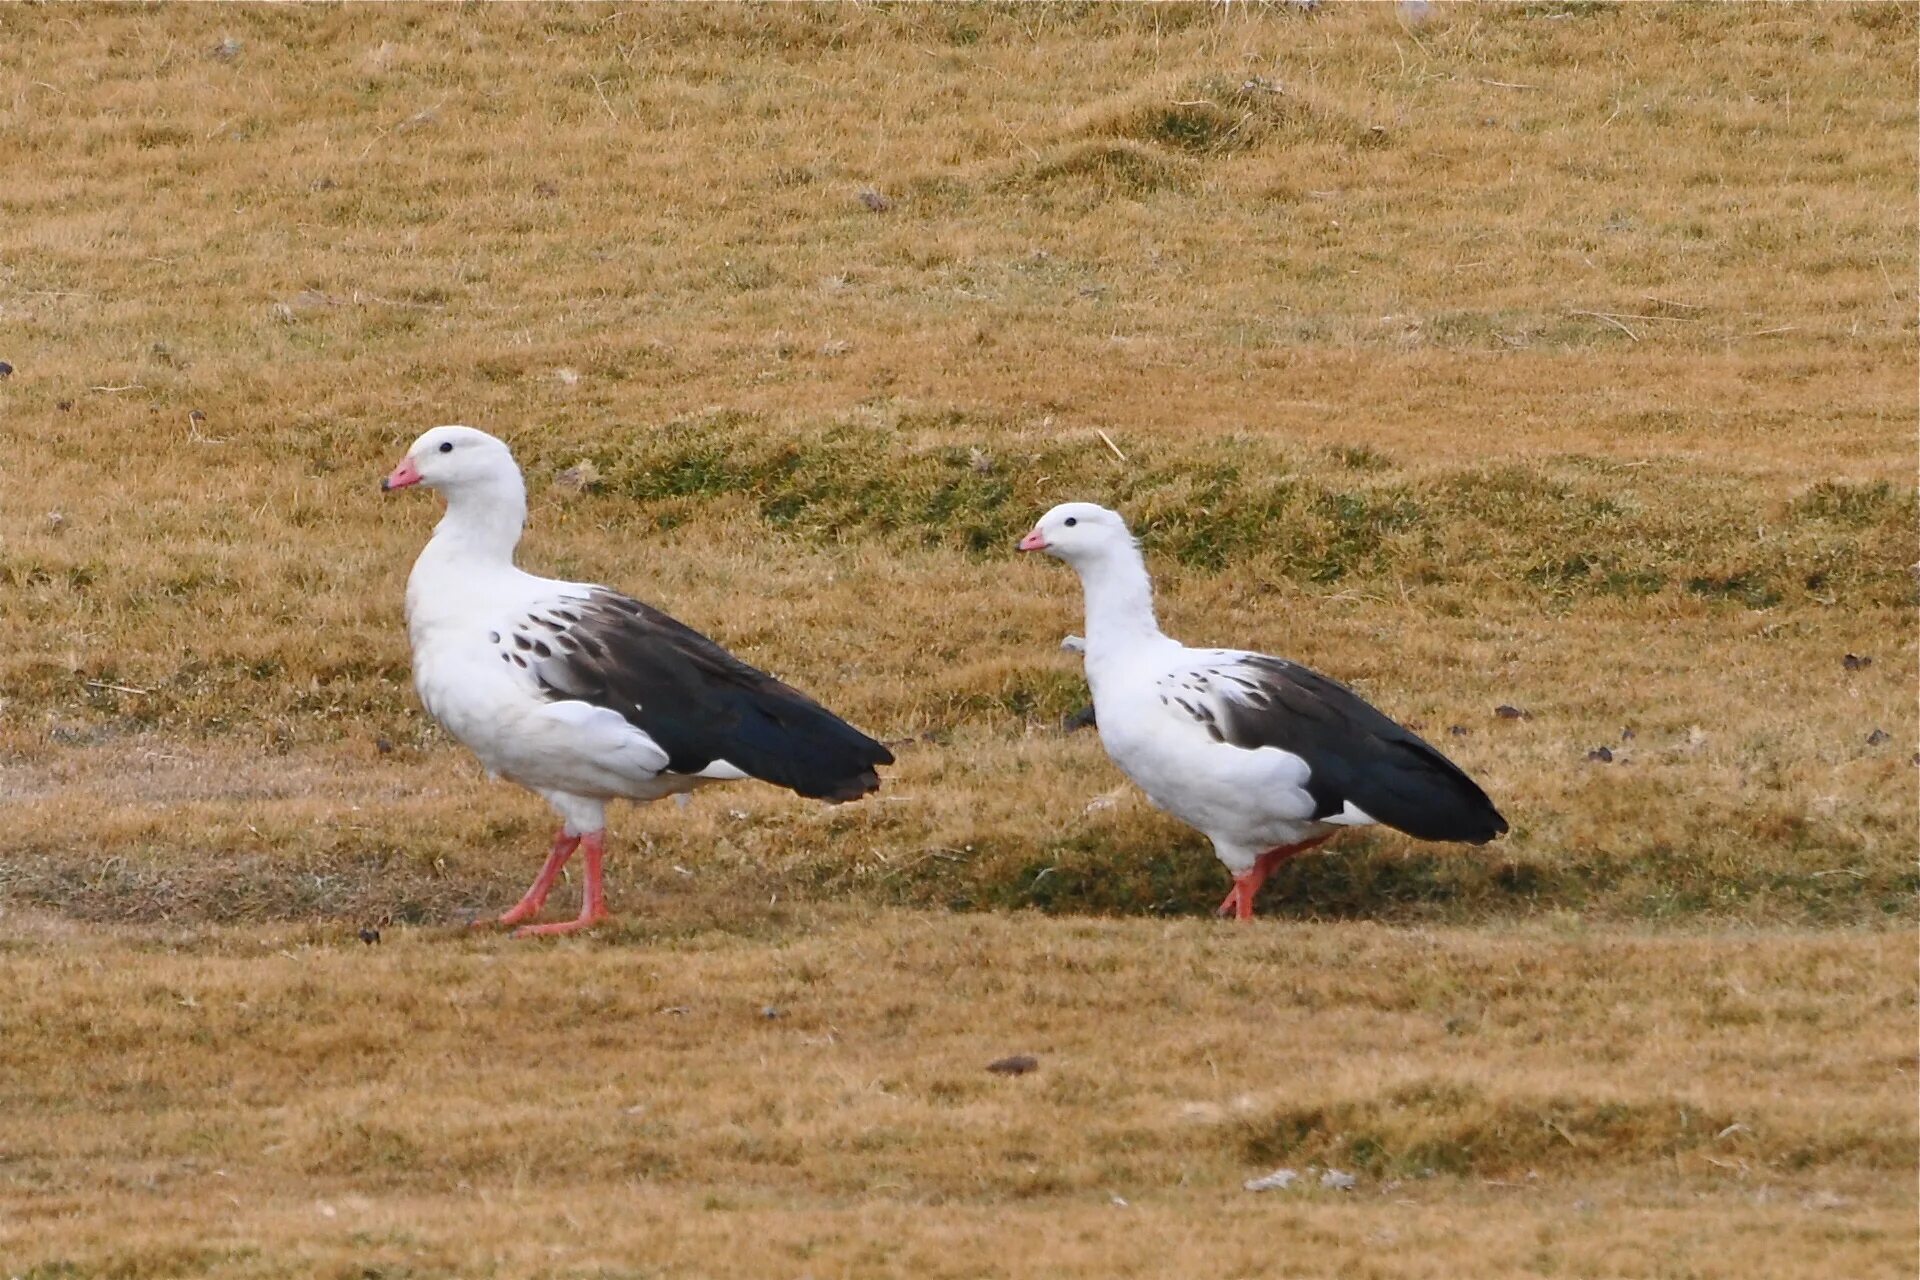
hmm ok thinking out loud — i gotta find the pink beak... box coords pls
[381,455,423,492]
[1017,528,1048,553]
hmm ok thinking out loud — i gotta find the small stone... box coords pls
[358,928,380,946]
[374,736,394,755]
[1843,653,1872,671]
[858,187,892,213]
[56,399,72,411]
[760,1005,783,1020]
[1587,746,1614,763]
[1865,728,1889,746]
[309,175,338,192]
[1062,704,1097,733]
[188,409,207,425]
[1620,727,1635,740]
[533,180,559,197]
[1244,1168,1298,1192]
[1320,1168,1357,1191]
[553,367,581,387]
[46,511,64,530]
[211,36,243,62]
[1494,704,1528,720]
[987,1054,1039,1076]
[0,360,13,379]
[1448,725,1469,737]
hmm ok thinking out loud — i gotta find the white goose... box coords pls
[382,426,892,936]
[1018,502,1506,920]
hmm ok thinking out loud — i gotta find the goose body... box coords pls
[385,425,891,935]
[1019,502,1505,918]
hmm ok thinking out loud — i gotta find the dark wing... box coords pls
[514,589,892,802]
[1198,654,1507,844]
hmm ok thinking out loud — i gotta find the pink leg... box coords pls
[513,831,613,938]
[1216,835,1336,922]
[483,828,580,929]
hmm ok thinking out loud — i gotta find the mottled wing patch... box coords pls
[1154,669,1228,743]
[493,607,599,684]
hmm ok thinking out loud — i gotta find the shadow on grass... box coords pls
[947,828,1574,923]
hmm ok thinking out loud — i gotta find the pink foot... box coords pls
[476,829,581,929]
[490,898,547,929]
[511,909,613,939]
[509,831,610,939]
[1215,835,1336,922]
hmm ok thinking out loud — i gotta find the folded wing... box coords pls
[512,589,893,802]
[1161,653,1507,844]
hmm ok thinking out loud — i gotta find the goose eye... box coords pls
[438,441,454,453]
[1064,516,1078,528]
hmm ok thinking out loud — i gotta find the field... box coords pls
[1,3,1915,1277]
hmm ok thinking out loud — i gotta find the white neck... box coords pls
[423,471,528,568]
[1072,540,1163,658]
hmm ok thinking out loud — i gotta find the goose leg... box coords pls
[486,828,581,928]
[513,831,613,938]
[1216,835,1335,921]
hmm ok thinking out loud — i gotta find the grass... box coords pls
[0,3,1914,1276]
[0,909,1912,1279]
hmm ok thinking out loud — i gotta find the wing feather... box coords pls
[515,589,892,802]
[1163,653,1507,844]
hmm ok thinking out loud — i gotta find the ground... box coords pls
[0,4,1914,1278]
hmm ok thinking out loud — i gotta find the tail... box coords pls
[719,684,895,802]
[1361,737,1508,845]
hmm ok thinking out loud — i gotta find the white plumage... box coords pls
[1019,502,1506,920]
[384,425,891,935]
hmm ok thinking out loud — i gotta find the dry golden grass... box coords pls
[1,908,1913,1279]
[0,4,1915,1275]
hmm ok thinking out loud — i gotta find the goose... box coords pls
[1017,502,1506,920]
[382,425,893,936]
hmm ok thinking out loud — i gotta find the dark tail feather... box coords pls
[725,690,894,802]
[1369,743,1508,845]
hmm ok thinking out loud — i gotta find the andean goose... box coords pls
[382,426,893,936]
[1017,502,1506,920]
